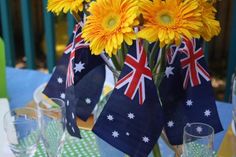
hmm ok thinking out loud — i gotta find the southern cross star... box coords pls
[128,113,135,119]
[107,114,114,121]
[112,131,119,138]
[196,126,203,134]
[204,109,211,117]
[186,99,193,107]
[168,121,174,128]
[85,98,92,104]
[60,93,65,99]
[57,77,63,84]
[142,136,150,143]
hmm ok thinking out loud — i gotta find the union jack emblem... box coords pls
[65,22,89,87]
[180,39,210,89]
[115,40,152,105]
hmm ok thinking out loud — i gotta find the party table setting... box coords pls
[1,0,236,157]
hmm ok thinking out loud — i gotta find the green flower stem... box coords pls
[152,45,178,157]
[154,45,169,87]
[122,42,128,62]
[112,42,127,72]
[152,143,162,157]
[118,49,124,68]
[149,41,159,70]
[111,55,122,71]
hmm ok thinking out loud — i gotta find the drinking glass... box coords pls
[3,107,40,157]
[232,76,236,132]
[183,123,214,157]
[38,98,66,157]
[232,76,236,105]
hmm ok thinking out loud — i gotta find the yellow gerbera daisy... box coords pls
[198,0,221,41]
[82,0,139,56]
[47,0,90,15]
[138,0,203,47]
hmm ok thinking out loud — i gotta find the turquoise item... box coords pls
[0,0,15,66]
[20,0,35,69]
[43,0,56,73]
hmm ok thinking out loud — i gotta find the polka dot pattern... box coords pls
[32,130,100,157]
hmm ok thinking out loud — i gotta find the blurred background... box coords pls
[0,0,235,101]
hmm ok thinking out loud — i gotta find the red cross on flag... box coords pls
[180,39,210,89]
[115,40,152,105]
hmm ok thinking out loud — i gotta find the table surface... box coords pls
[4,67,233,156]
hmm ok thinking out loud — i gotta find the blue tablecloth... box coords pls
[6,67,232,156]
[6,67,51,109]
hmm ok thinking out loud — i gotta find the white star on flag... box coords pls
[74,61,85,73]
[196,126,203,134]
[142,136,150,143]
[165,66,174,78]
[186,99,193,107]
[168,121,174,128]
[60,93,65,99]
[107,114,114,121]
[57,77,63,84]
[126,132,130,136]
[128,113,135,119]
[85,98,92,104]
[112,131,119,138]
[204,109,211,117]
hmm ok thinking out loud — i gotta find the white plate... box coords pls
[231,120,236,136]
[33,83,47,104]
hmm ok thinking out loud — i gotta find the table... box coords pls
[5,67,233,156]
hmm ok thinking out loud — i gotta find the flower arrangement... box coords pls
[47,0,221,156]
[47,0,220,71]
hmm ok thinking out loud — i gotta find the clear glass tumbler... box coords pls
[183,122,214,157]
[4,107,40,157]
[38,98,66,157]
[232,76,236,133]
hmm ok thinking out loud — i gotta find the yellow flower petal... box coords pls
[139,0,203,46]
[198,0,221,41]
[47,0,86,15]
[82,0,138,56]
